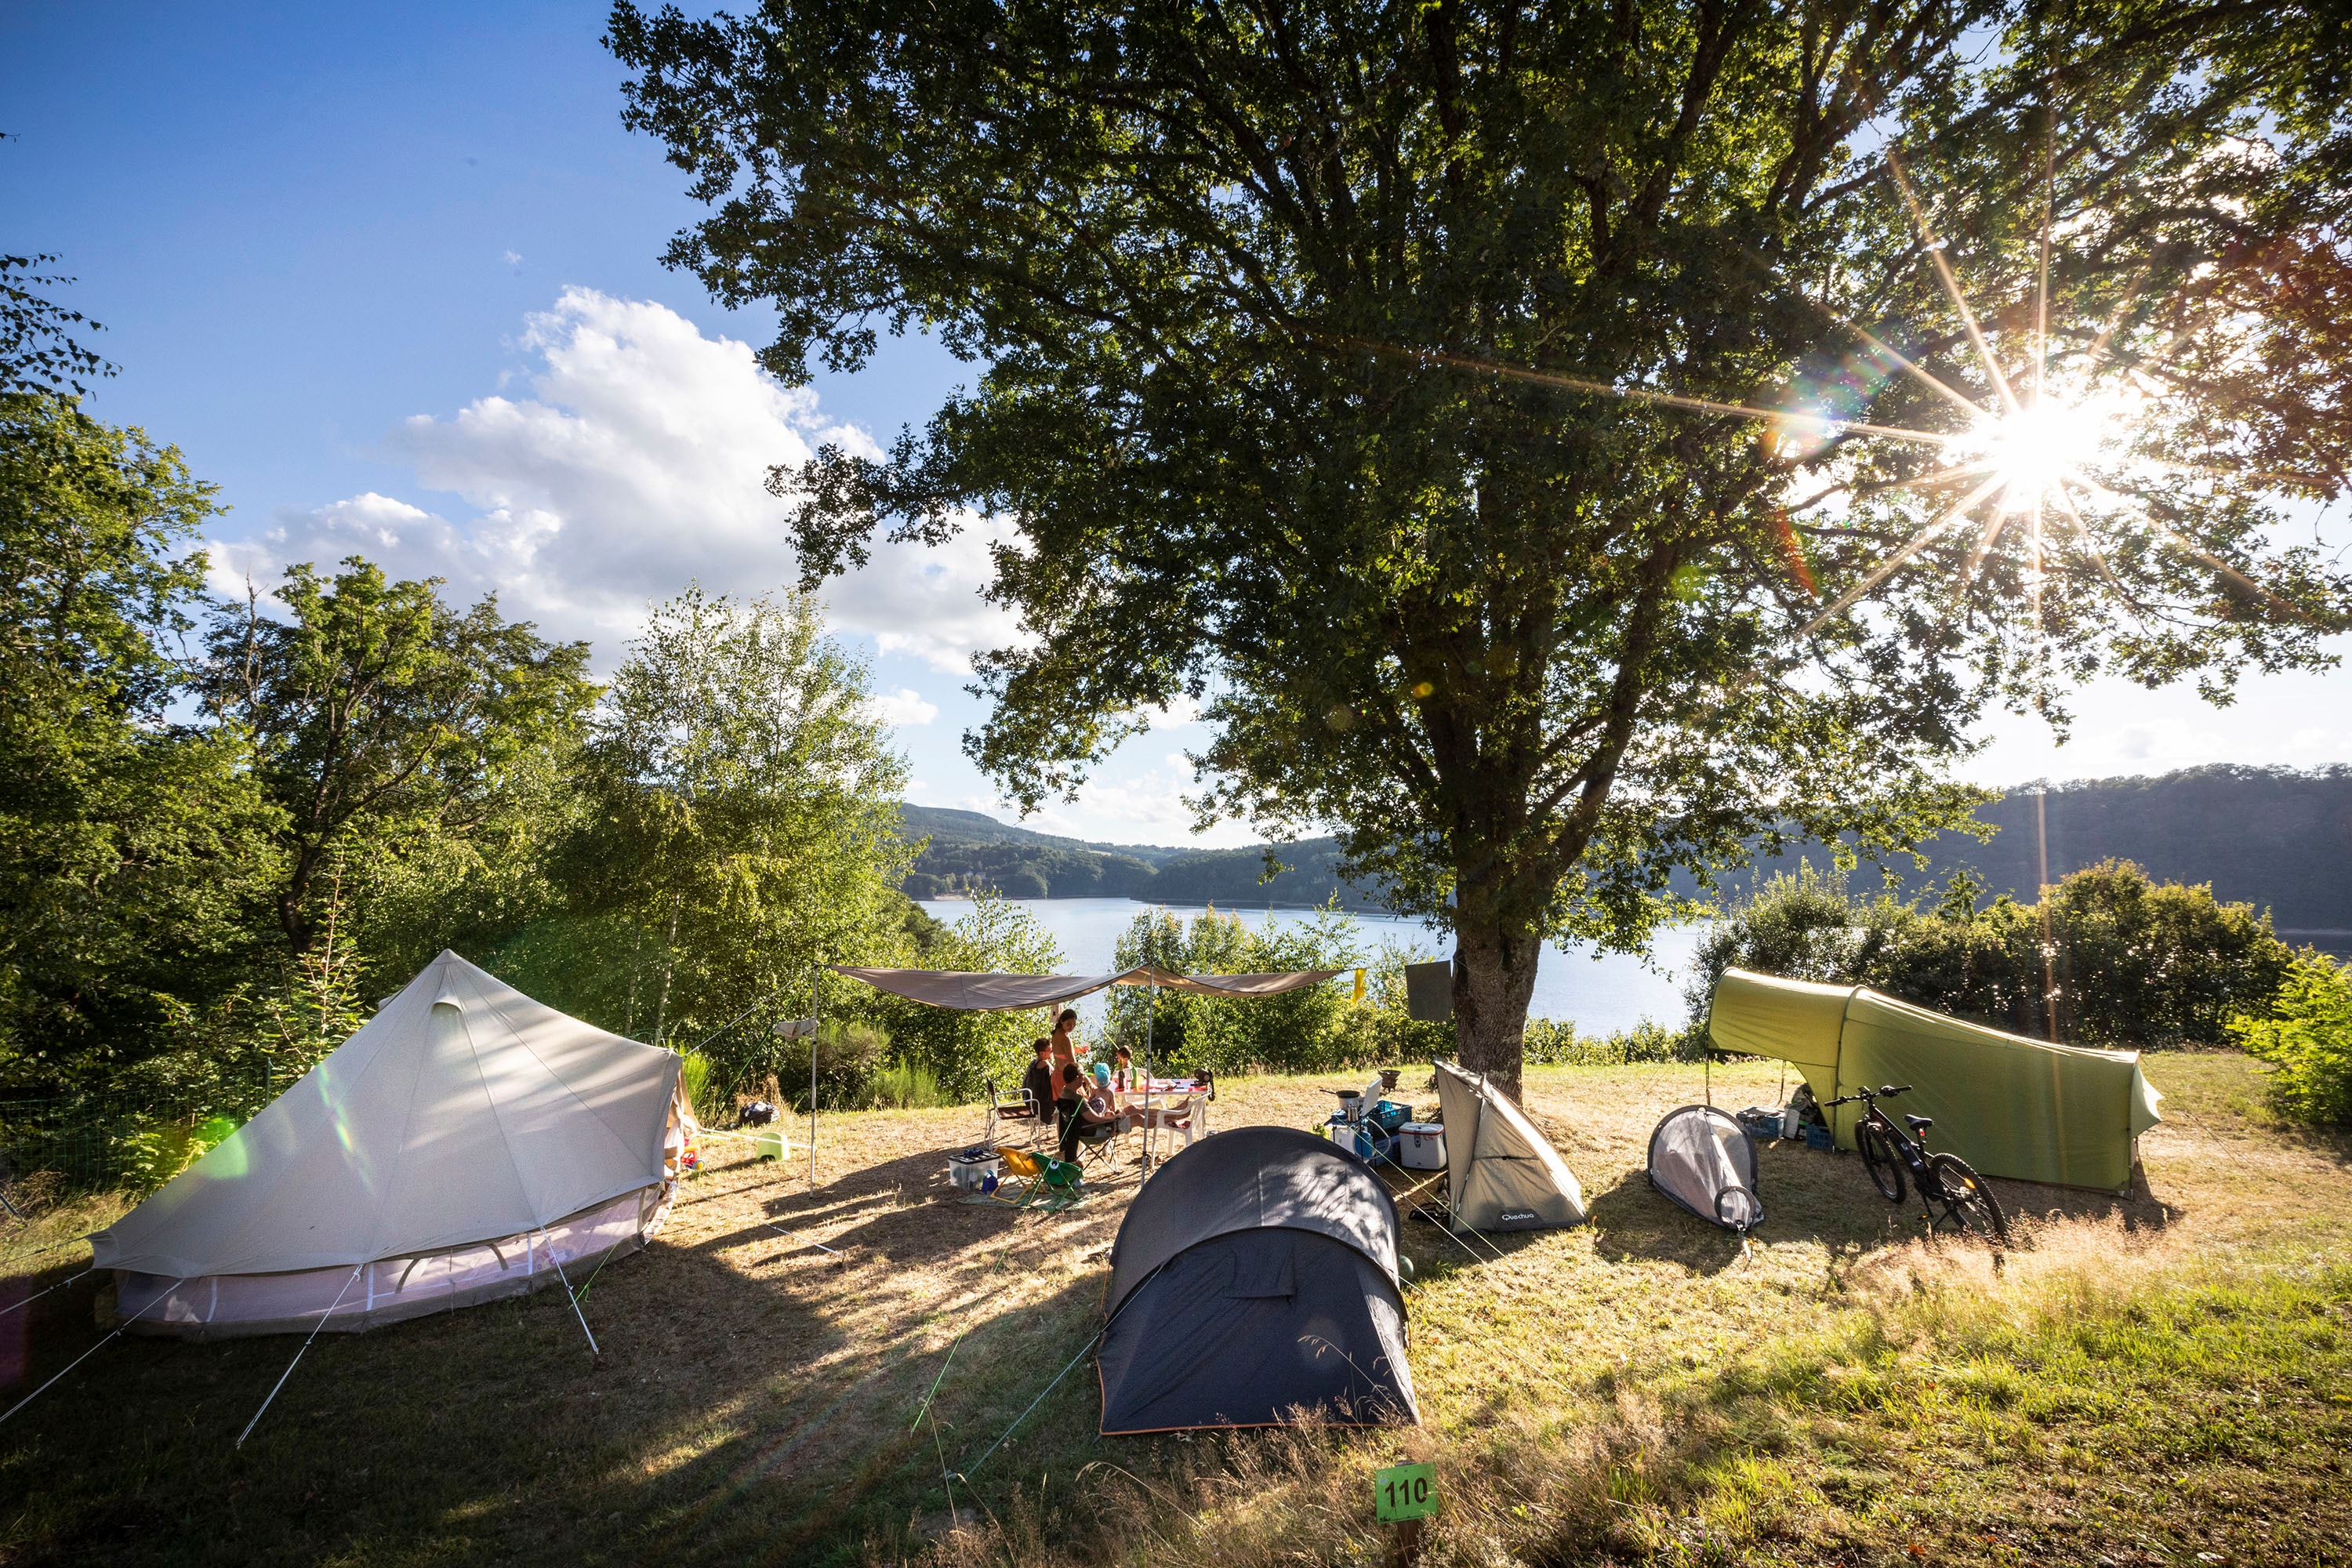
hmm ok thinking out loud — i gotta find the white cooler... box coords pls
[947,1149,1000,1192]
[1397,1123,1446,1170]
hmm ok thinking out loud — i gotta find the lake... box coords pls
[916,897,1704,1036]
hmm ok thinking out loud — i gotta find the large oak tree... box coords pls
[612,0,2351,1089]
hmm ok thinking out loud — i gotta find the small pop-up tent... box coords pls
[92,951,690,1338]
[1706,967,2163,1192]
[1647,1106,1762,1234]
[1432,1061,1588,1230]
[1097,1124,1417,1432]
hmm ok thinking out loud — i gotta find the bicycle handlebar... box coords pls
[1822,1083,1914,1109]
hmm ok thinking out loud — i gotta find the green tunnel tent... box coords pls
[1706,968,2161,1192]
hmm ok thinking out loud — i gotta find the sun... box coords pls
[1963,397,2112,516]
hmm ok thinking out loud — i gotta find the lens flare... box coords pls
[1956,397,2115,516]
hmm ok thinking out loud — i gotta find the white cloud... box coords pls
[1025,766,1257,848]
[869,687,940,728]
[215,288,1016,671]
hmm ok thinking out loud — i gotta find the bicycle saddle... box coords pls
[1903,1113,1933,1133]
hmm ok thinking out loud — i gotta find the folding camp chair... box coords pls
[963,1145,1087,1212]
[980,1077,1043,1148]
[1060,1102,1129,1172]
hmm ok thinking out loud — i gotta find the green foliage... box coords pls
[2228,949,2352,1127]
[554,585,913,1056]
[678,1049,717,1123]
[0,394,281,1087]
[199,557,596,957]
[865,892,1065,1099]
[1110,905,1363,1076]
[1,254,115,397]
[1691,858,2296,1049]
[613,0,2352,1091]
[775,1019,893,1112]
[865,1061,946,1109]
[1523,1017,1703,1066]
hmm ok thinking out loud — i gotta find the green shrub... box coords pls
[678,1050,717,1122]
[1110,903,1366,1074]
[775,1019,893,1111]
[1689,858,2293,1049]
[1526,1017,1704,1065]
[865,1062,947,1109]
[2228,949,2352,1126]
[865,893,1064,1099]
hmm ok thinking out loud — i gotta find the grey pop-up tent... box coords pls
[1097,1124,1417,1433]
[1432,1060,1588,1230]
[92,951,690,1338]
[1647,1105,1762,1234]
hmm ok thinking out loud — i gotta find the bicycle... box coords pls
[1822,1084,2010,1246]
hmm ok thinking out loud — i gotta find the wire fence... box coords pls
[0,1095,227,1196]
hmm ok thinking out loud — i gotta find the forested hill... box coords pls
[897,805,1383,909]
[900,765,2352,932]
[1715,764,2352,938]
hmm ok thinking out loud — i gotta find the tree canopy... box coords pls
[0,395,277,1080]
[614,0,2352,1086]
[198,560,597,955]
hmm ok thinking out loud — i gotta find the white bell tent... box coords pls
[91,951,692,1339]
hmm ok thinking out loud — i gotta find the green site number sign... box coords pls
[1374,1462,1436,1522]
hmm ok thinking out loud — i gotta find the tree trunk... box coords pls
[1450,900,1544,1100]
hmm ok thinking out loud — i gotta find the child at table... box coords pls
[1056,1062,1121,1162]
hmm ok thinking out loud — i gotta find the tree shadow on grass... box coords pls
[683,1141,1137,1269]
[0,1219,873,1568]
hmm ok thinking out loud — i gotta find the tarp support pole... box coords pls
[809,959,821,1195]
[1141,980,1158,1177]
[238,1263,364,1447]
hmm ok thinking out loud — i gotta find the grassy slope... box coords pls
[0,1056,2343,1566]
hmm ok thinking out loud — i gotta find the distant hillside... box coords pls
[1703,765,2352,937]
[898,764,2352,933]
[895,805,1385,909]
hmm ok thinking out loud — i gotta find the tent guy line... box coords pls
[0,1266,93,1319]
[0,1276,187,1430]
[237,1263,365,1447]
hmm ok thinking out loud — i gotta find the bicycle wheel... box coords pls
[1926,1153,2009,1245]
[1857,1121,1905,1203]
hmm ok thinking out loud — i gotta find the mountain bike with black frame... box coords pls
[1823,1084,2009,1246]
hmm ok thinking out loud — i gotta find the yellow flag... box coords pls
[1352,967,1366,1004]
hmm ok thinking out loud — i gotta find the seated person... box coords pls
[1018,1036,1058,1123]
[1056,1062,1122,1162]
[1111,1046,1136,1094]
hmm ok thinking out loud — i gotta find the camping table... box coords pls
[1120,1081,1207,1149]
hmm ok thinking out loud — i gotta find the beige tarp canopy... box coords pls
[92,951,684,1337]
[832,964,1343,1011]
[1707,967,2163,1192]
[1432,1061,1588,1230]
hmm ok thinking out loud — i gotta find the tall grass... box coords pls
[866,1062,946,1109]
[678,1049,717,1123]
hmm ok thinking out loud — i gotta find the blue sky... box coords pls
[5,2,2345,849]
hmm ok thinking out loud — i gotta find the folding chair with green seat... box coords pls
[962,1145,1087,1211]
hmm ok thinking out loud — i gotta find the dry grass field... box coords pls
[0,1053,2345,1566]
